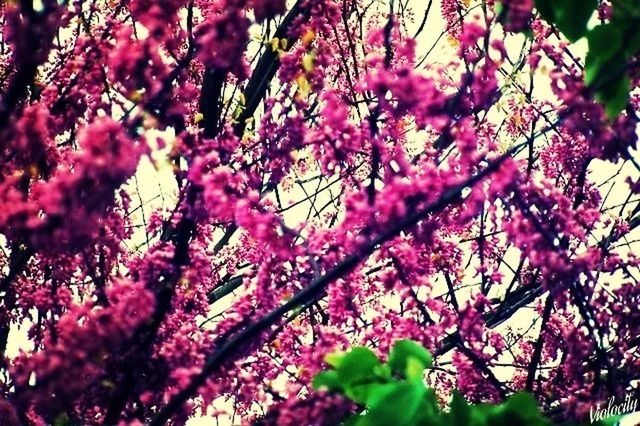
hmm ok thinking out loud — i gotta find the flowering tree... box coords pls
[0,0,639,424]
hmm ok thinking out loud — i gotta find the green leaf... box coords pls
[553,0,597,42]
[534,0,555,22]
[324,351,346,368]
[405,356,426,381]
[448,391,471,426]
[335,347,381,385]
[623,26,640,57]
[535,0,597,42]
[495,1,504,19]
[348,382,392,405]
[315,347,382,393]
[423,388,442,417]
[470,403,494,425]
[312,370,341,391]
[356,382,427,426]
[485,393,551,426]
[593,415,623,426]
[585,24,623,86]
[372,363,392,380]
[53,413,71,426]
[387,340,432,379]
[596,74,630,120]
[582,21,632,120]
[612,0,640,24]
[503,392,544,420]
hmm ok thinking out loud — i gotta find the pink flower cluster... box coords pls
[195,0,250,76]
[11,279,154,420]
[0,118,142,253]
[500,0,534,33]
[250,0,287,22]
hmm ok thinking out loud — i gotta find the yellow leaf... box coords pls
[194,113,204,123]
[232,105,243,120]
[447,35,459,48]
[302,51,316,73]
[270,37,280,52]
[280,38,288,50]
[296,74,311,99]
[101,380,117,389]
[129,89,144,102]
[242,132,253,145]
[143,114,158,130]
[28,164,39,178]
[239,92,246,105]
[301,28,316,46]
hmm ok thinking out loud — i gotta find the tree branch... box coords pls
[150,145,518,425]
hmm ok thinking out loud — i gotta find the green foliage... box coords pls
[53,413,71,426]
[387,339,433,379]
[534,0,597,42]
[530,0,640,119]
[313,340,620,426]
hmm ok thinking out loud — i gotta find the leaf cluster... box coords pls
[533,0,640,119]
[313,340,619,426]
